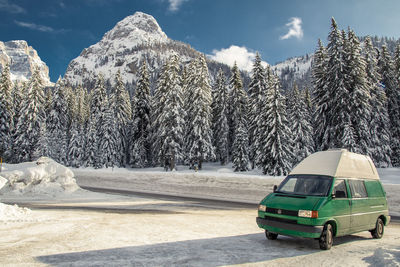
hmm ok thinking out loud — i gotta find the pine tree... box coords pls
[364,37,392,167]
[378,45,400,166]
[47,78,69,163]
[10,83,24,163]
[248,53,266,169]
[130,62,151,167]
[341,29,371,153]
[154,55,186,170]
[325,19,348,149]
[110,71,131,167]
[232,120,250,171]
[98,102,118,168]
[14,68,46,161]
[312,39,330,150]
[67,121,83,168]
[228,62,248,161]
[151,61,169,167]
[287,84,314,165]
[255,69,293,175]
[86,74,109,168]
[211,69,229,165]
[390,44,400,166]
[0,63,13,160]
[185,56,215,169]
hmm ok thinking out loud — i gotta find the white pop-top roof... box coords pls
[289,149,380,180]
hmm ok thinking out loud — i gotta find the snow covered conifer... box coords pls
[364,37,392,167]
[211,69,229,165]
[341,29,371,154]
[110,70,132,167]
[228,62,248,160]
[185,55,215,169]
[312,39,329,149]
[86,74,109,168]
[47,78,69,164]
[130,62,151,167]
[324,18,348,149]
[98,102,118,168]
[389,44,400,166]
[248,53,266,169]
[232,120,250,171]
[256,70,293,175]
[151,61,169,166]
[378,45,400,166]
[155,55,186,171]
[14,68,46,161]
[0,63,13,160]
[288,84,314,165]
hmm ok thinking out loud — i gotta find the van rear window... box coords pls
[364,180,385,197]
[276,175,332,196]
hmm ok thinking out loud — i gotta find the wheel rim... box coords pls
[327,225,333,245]
[378,220,383,235]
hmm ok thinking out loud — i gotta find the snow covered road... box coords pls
[1,192,400,266]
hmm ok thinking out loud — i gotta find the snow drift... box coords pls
[0,157,79,197]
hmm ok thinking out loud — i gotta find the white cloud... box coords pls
[280,17,303,40]
[168,0,188,12]
[208,45,268,72]
[15,20,55,32]
[0,0,25,14]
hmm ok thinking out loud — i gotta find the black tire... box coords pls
[319,224,333,250]
[265,230,278,240]
[371,218,384,239]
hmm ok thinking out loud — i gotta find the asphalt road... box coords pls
[80,186,400,222]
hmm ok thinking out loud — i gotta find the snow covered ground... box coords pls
[0,160,399,266]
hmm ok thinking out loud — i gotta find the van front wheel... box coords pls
[265,230,278,240]
[319,224,333,250]
[371,218,384,239]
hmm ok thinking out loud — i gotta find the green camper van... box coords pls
[256,149,390,250]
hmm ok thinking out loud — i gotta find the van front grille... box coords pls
[264,216,297,224]
[266,207,298,217]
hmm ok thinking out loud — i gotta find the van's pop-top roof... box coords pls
[290,149,379,180]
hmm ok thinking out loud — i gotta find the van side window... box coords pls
[333,179,347,198]
[348,180,368,198]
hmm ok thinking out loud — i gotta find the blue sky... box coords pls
[1,0,400,82]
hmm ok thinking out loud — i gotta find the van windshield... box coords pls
[276,175,333,196]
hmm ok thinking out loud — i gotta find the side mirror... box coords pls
[273,185,278,193]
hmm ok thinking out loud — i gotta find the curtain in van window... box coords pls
[348,180,368,198]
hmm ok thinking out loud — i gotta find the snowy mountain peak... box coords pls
[88,11,168,55]
[109,12,167,39]
[0,40,53,86]
[64,11,198,87]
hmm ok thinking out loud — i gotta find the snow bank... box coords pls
[0,203,31,221]
[0,157,80,197]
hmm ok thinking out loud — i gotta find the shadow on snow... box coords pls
[37,232,377,266]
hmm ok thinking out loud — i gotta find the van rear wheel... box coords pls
[371,218,384,239]
[319,224,333,250]
[265,230,278,240]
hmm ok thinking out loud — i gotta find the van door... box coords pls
[348,179,370,232]
[331,179,351,236]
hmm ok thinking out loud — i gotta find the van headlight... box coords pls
[298,210,318,218]
[258,205,267,212]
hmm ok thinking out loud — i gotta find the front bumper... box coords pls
[256,217,323,238]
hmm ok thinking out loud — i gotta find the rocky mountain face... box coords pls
[63,12,247,92]
[0,40,52,86]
